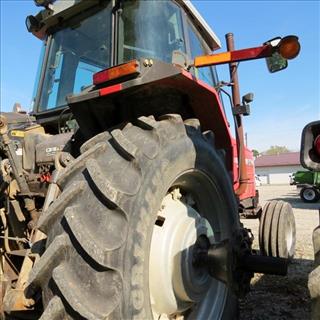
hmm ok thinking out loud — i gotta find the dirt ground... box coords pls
[239,185,319,320]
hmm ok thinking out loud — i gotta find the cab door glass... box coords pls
[118,1,186,64]
[74,61,101,93]
[31,43,46,110]
[187,22,215,87]
[46,49,64,108]
[37,3,112,111]
[187,21,229,123]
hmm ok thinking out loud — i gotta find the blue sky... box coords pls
[1,0,319,152]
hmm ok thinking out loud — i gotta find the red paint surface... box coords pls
[99,84,123,96]
[231,139,256,200]
[230,45,272,62]
[179,72,255,199]
[315,135,320,156]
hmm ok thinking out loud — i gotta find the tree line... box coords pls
[252,145,291,157]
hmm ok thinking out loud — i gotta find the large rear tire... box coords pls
[27,115,240,319]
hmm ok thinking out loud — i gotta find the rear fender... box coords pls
[68,59,234,171]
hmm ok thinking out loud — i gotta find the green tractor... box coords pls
[291,170,320,203]
[0,0,300,318]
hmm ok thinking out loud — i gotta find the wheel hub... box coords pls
[149,190,216,317]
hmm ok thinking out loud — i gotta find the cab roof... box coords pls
[178,1,221,50]
[40,0,221,51]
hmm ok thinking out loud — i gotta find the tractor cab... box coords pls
[28,0,220,117]
[0,1,302,318]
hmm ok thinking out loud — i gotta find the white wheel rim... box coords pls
[149,189,227,319]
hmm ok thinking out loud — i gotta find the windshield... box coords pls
[118,1,186,64]
[37,3,112,111]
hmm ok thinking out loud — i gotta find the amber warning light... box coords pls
[93,60,140,86]
[278,36,300,60]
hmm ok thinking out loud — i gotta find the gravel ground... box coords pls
[239,185,319,320]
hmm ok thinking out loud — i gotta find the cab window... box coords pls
[187,21,217,87]
[118,0,186,64]
[37,3,112,111]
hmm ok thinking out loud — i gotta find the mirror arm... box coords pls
[194,45,274,68]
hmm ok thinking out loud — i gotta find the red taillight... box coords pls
[314,135,320,157]
[93,60,140,86]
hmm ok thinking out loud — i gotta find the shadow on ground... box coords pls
[272,193,320,210]
[239,258,313,320]
[259,188,320,210]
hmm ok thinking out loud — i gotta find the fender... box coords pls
[68,59,235,173]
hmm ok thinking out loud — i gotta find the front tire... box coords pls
[27,115,240,319]
[259,200,296,259]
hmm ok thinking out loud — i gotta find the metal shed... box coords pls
[255,152,304,184]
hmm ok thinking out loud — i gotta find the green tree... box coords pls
[264,145,290,155]
[252,149,260,157]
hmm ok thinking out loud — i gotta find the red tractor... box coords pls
[0,0,300,318]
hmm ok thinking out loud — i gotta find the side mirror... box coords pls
[300,121,320,171]
[242,93,254,104]
[265,36,300,73]
[266,52,288,73]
